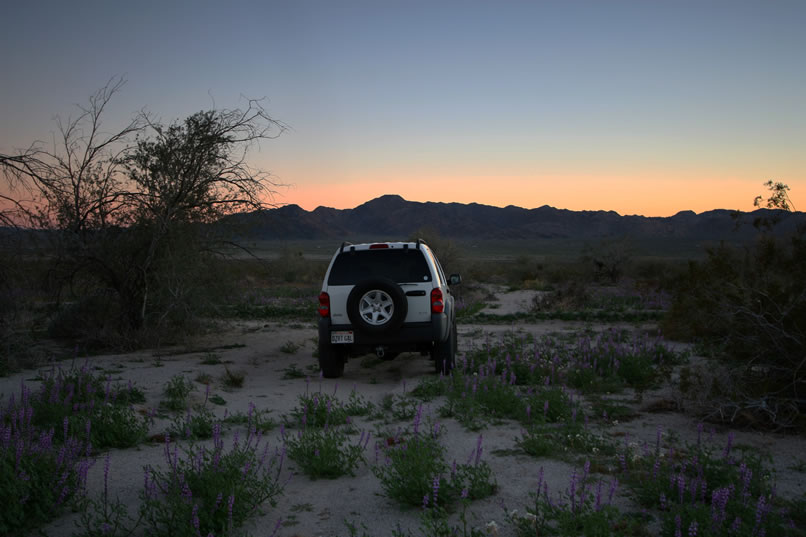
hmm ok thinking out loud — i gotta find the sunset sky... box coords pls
[2,0,804,216]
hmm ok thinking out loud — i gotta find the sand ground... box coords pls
[2,287,803,537]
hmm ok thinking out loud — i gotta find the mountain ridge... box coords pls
[226,194,805,241]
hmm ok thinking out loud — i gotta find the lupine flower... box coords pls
[103,453,111,501]
[474,434,484,465]
[608,477,618,504]
[227,494,235,529]
[723,431,734,459]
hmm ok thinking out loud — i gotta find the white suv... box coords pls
[317,240,461,378]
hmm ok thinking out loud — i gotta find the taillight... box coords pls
[369,243,389,249]
[318,292,330,317]
[430,288,444,314]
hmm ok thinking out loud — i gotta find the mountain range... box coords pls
[227,194,805,242]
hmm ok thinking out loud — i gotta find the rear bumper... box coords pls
[319,313,450,347]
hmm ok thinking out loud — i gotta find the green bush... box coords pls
[161,374,195,411]
[1,385,92,534]
[285,426,368,479]
[373,413,496,509]
[31,365,148,450]
[140,426,286,537]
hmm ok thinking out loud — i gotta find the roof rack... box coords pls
[339,241,353,254]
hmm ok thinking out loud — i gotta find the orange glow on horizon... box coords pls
[271,173,802,217]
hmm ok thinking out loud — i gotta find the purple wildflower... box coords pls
[227,494,235,529]
[723,432,734,459]
[474,434,484,465]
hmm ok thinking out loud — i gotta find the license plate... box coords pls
[331,331,354,344]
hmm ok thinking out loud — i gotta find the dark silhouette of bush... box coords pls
[663,230,805,428]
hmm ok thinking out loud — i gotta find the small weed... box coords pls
[790,459,806,473]
[290,502,314,513]
[209,394,227,406]
[222,367,245,389]
[223,405,275,432]
[168,404,216,440]
[195,372,213,385]
[588,395,639,423]
[517,420,614,460]
[411,376,451,401]
[344,388,375,416]
[281,363,307,379]
[280,340,301,354]
[360,355,384,369]
[161,374,194,411]
[389,501,487,537]
[200,352,222,365]
[377,393,421,422]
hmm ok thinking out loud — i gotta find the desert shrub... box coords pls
[162,374,195,411]
[663,231,806,428]
[286,391,349,428]
[531,280,591,312]
[284,426,368,479]
[3,85,285,352]
[169,405,216,440]
[619,430,796,537]
[0,250,48,374]
[373,414,496,509]
[1,384,92,534]
[507,464,626,537]
[141,425,286,537]
[582,237,634,284]
[30,364,148,449]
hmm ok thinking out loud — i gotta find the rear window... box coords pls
[328,249,431,285]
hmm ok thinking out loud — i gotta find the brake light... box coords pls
[369,243,389,249]
[318,292,330,317]
[431,288,444,314]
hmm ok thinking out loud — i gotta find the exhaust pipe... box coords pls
[375,346,385,359]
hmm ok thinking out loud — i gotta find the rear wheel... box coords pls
[433,321,457,375]
[319,340,347,378]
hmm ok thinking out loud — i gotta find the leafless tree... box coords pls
[1,79,287,346]
[1,77,142,233]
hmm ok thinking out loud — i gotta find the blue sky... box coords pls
[2,0,804,215]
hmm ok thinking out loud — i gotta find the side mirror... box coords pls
[449,274,462,286]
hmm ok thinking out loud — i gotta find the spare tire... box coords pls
[347,278,408,334]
